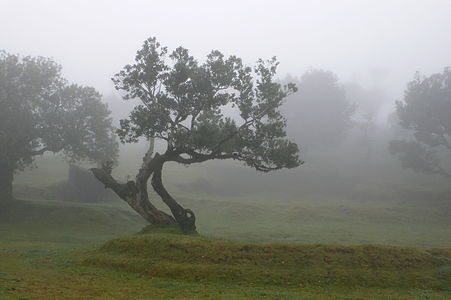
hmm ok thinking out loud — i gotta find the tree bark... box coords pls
[91,168,175,225]
[90,147,197,233]
[91,145,175,226]
[151,155,196,233]
[0,164,14,203]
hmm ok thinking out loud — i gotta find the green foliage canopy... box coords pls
[0,51,118,173]
[114,38,301,172]
[390,68,451,178]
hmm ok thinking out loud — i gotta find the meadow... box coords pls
[0,154,450,299]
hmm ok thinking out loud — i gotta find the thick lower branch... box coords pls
[91,145,197,232]
[151,158,196,233]
[91,167,174,225]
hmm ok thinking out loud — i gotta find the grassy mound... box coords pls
[84,230,451,291]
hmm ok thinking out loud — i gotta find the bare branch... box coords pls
[171,150,236,164]
[136,142,161,185]
[30,147,49,156]
[30,146,59,156]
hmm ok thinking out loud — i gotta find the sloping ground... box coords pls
[1,200,450,299]
[84,229,451,291]
[0,199,146,243]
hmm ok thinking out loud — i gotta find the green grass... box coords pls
[13,154,451,247]
[0,223,450,299]
[179,198,451,247]
[0,199,450,299]
[6,188,451,247]
[85,232,451,290]
[0,199,146,243]
[1,153,450,299]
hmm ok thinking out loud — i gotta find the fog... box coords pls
[3,3,451,297]
[2,0,451,240]
[2,0,450,98]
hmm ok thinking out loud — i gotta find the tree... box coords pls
[0,51,118,202]
[389,68,451,178]
[55,164,118,203]
[91,37,301,233]
[344,83,386,165]
[282,69,355,148]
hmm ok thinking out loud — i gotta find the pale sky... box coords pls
[1,0,450,106]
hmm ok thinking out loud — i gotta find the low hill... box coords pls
[84,228,451,292]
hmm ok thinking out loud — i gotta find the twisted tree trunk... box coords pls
[151,155,196,233]
[0,163,14,203]
[91,146,196,233]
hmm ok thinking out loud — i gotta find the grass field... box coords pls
[12,155,451,247]
[0,154,450,299]
[0,201,450,299]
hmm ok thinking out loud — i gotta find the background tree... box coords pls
[344,83,386,173]
[282,69,355,148]
[91,37,301,233]
[389,68,451,178]
[53,164,117,203]
[0,51,118,202]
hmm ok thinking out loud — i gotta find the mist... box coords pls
[1,1,451,298]
[2,1,450,95]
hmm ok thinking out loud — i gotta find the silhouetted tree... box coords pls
[389,68,451,178]
[283,69,355,147]
[91,37,301,233]
[0,51,118,202]
[57,164,117,203]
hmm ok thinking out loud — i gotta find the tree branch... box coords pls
[91,168,136,199]
[151,160,196,233]
[135,141,162,185]
[30,146,60,156]
[30,147,50,156]
[171,150,236,164]
[212,102,279,153]
[91,165,175,225]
